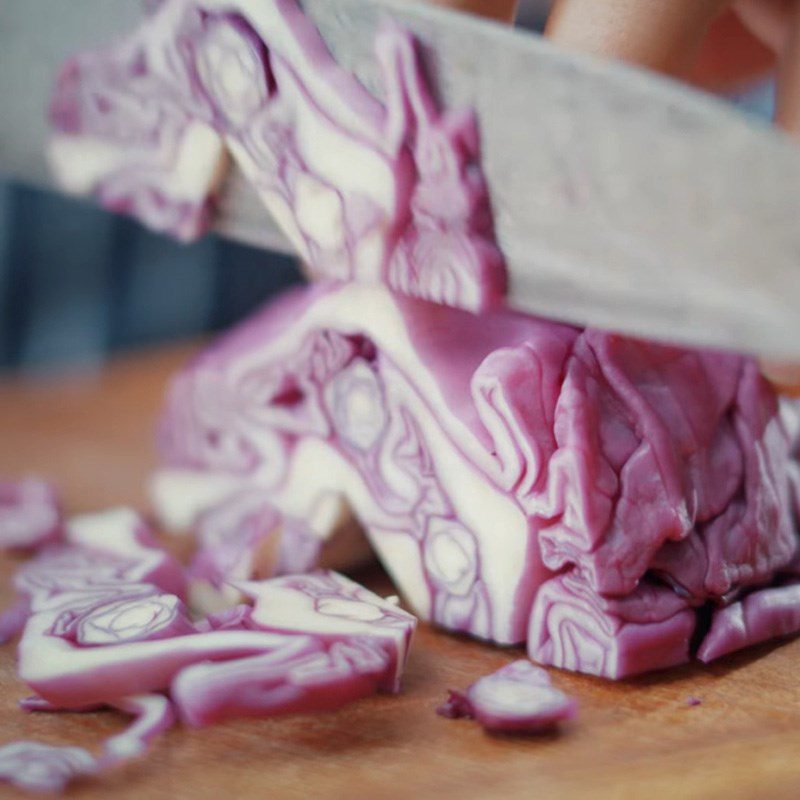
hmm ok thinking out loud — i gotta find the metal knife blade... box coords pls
[2,0,800,356]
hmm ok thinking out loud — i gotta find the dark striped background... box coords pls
[0,183,301,373]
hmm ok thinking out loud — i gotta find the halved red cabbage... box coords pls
[437,660,576,733]
[152,281,800,674]
[48,0,505,311]
[153,283,559,645]
[0,478,62,551]
[187,488,322,589]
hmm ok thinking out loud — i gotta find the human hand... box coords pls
[545,0,800,393]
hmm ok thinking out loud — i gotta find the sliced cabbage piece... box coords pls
[48,0,505,310]
[437,659,576,734]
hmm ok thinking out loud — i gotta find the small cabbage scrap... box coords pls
[48,0,505,311]
[153,281,800,675]
[697,581,800,662]
[437,660,576,734]
[0,478,62,551]
[242,571,415,692]
[41,0,800,691]
[0,508,188,793]
[10,507,185,620]
[0,694,176,794]
[173,643,389,726]
[174,571,415,726]
[0,741,96,795]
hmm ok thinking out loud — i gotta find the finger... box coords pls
[415,0,518,22]
[760,7,800,394]
[774,1,800,133]
[545,0,731,77]
[759,359,800,396]
[733,0,795,52]
[689,9,776,90]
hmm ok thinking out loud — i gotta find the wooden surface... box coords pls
[2,345,800,800]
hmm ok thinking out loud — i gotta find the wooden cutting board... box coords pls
[2,344,800,800]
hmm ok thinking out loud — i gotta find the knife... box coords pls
[1,0,800,357]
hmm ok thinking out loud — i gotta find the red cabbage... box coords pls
[528,572,696,679]
[697,580,800,662]
[437,660,577,734]
[173,637,391,726]
[0,695,176,794]
[0,598,30,645]
[19,697,103,713]
[188,487,321,589]
[173,572,414,726]
[153,281,800,675]
[0,741,96,794]
[0,506,187,652]
[1,505,416,793]
[55,594,196,646]
[101,694,176,763]
[240,571,415,692]
[0,478,62,552]
[48,0,506,311]
[18,570,413,710]
[9,507,185,620]
[43,0,800,687]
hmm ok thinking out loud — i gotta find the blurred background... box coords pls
[0,186,301,373]
[0,0,776,375]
